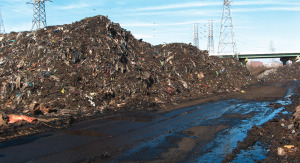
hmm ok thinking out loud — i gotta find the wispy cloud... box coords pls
[235,26,260,30]
[57,3,90,10]
[160,21,208,26]
[114,1,125,5]
[6,22,32,32]
[132,1,300,12]
[233,7,300,13]
[122,21,208,28]
[133,34,154,39]
[233,1,300,6]
[122,23,156,27]
[132,2,219,11]
[127,9,219,17]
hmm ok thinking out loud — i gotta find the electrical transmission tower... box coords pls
[0,9,5,34]
[218,0,237,55]
[193,23,199,49]
[270,41,275,52]
[27,0,52,31]
[207,20,214,54]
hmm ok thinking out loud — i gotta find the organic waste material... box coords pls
[0,15,253,121]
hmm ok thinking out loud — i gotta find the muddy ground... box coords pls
[0,80,292,144]
[0,80,297,163]
[163,80,294,112]
[223,81,300,163]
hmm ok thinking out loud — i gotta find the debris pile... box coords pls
[0,15,253,121]
[259,62,300,81]
[258,95,300,162]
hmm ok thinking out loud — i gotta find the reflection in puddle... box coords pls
[194,81,298,162]
[114,81,299,162]
[233,141,269,162]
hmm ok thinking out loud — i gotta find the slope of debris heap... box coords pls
[259,63,300,81]
[0,15,253,119]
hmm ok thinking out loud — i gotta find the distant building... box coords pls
[249,61,264,67]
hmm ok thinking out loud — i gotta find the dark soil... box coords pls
[223,82,300,163]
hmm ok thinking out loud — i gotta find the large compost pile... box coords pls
[0,15,253,123]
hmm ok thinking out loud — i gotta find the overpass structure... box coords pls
[211,52,300,65]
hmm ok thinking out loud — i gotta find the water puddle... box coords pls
[116,81,299,162]
[193,81,299,162]
[0,133,52,149]
[281,110,290,115]
[2,82,298,162]
[233,141,269,162]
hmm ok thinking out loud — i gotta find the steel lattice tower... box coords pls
[218,0,237,54]
[28,0,52,31]
[270,41,275,52]
[193,23,199,49]
[207,20,214,54]
[0,9,5,34]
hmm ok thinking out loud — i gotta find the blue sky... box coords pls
[1,0,300,54]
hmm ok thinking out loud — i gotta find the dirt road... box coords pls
[0,81,297,162]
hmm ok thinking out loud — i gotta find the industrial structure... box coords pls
[218,0,237,55]
[28,0,52,31]
[193,23,199,49]
[270,41,275,52]
[0,9,5,34]
[207,20,214,54]
[212,52,300,65]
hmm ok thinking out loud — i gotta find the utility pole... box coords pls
[27,0,52,31]
[207,20,214,55]
[0,9,5,34]
[218,0,237,55]
[193,23,199,49]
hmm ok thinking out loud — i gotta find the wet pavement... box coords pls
[0,83,298,163]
